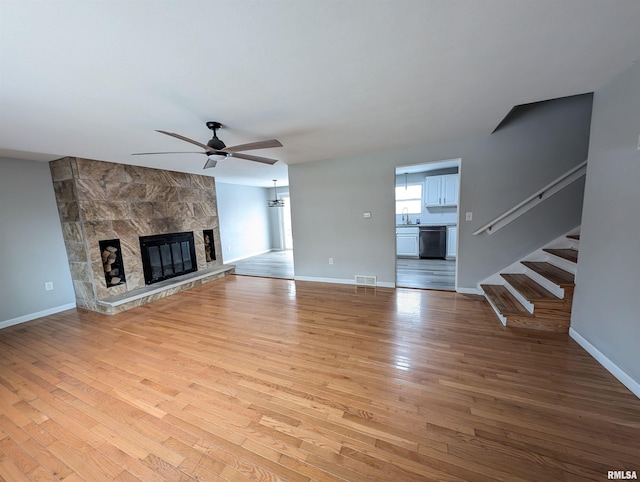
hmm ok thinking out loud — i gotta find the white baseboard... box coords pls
[0,303,77,330]
[377,281,395,288]
[294,276,394,288]
[570,328,640,399]
[456,287,482,295]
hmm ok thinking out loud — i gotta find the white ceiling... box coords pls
[2,1,640,187]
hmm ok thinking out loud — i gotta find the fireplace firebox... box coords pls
[139,232,197,285]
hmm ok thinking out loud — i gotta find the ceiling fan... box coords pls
[132,121,282,168]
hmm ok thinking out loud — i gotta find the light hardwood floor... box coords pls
[1,276,639,481]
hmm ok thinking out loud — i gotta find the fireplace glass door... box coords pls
[139,232,197,285]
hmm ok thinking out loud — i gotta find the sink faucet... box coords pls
[402,207,410,224]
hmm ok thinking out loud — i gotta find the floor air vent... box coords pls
[355,275,377,286]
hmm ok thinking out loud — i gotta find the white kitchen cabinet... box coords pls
[425,174,459,207]
[441,174,458,206]
[396,227,419,257]
[447,226,457,258]
[424,176,441,206]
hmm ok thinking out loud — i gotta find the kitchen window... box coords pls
[395,184,422,214]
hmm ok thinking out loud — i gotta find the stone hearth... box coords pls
[50,157,232,314]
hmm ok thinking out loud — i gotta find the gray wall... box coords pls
[268,188,290,250]
[571,61,640,386]
[290,93,592,288]
[0,157,75,325]
[216,182,273,262]
[290,156,395,283]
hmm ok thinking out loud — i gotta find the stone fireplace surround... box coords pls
[50,157,233,315]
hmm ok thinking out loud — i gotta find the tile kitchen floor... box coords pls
[396,258,456,291]
[231,250,294,279]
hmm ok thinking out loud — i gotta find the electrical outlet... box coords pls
[363,212,371,219]
[465,212,473,221]
[45,281,54,291]
[329,258,334,265]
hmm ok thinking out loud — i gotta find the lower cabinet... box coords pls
[447,226,457,258]
[396,227,419,257]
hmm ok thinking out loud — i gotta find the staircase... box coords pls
[481,234,579,333]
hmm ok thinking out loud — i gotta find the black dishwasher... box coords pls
[419,226,447,259]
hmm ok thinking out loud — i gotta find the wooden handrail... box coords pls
[473,161,587,235]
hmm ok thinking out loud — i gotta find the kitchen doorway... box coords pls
[395,159,460,291]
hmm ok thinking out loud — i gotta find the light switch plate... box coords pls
[465,212,473,221]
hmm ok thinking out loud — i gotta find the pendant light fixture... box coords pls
[268,179,285,207]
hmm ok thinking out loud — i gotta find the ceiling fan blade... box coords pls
[156,130,211,150]
[132,151,206,155]
[222,139,283,152]
[228,152,279,165]
[203,158,218,169]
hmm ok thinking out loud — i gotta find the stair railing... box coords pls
[473,160,587,235]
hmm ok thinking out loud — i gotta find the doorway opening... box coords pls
[395,159,460,290]
[228,182,294,280]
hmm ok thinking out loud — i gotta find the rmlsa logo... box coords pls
[608,471,638,480]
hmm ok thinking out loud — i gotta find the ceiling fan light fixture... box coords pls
[268,179,285,207]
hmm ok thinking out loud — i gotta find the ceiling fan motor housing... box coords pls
[207,137,226,150]
[206,121,226,150]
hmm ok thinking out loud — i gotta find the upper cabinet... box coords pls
[425,174,458,207]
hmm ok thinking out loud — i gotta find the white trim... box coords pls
[522,266,565,299]
[503,280,535,314]
[295,276,354,285]
[294,276,395,288]
[377,281,396,288]
[544,252,578,275]
[570,328,640,399]
[0,302,77,330]
[456,287,482,295]
[484,294,507,326]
